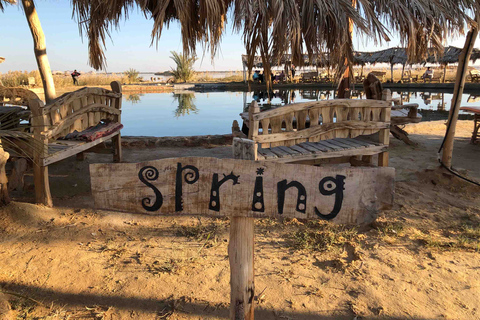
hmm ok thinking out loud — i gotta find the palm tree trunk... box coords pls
[21,0,56,103]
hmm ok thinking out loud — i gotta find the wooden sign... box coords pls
[90,157,394,225]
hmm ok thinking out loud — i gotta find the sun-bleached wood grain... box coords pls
[90,157,395,226]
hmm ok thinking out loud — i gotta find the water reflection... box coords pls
[173,93,198,118]
[244,89,477,122]
[125,93,143,105]
[119,89,479,137]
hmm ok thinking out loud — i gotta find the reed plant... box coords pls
[0,70,41,87]
[0,70,126,88]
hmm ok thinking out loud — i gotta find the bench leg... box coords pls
[76,152,86,161]
[33,163,53,207]
[112,134,122,163]
[378,152,389,167]
[362,155,373,165]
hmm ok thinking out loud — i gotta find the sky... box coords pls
[0,1,472,74]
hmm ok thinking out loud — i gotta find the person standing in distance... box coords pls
[71,70,81,85]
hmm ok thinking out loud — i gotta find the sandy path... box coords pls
[0,120,479,320]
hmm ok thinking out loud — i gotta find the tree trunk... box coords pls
[21,0,56,103]
[442,22,479,167]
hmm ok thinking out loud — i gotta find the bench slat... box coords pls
[270,146,294,158]
[345,138,373,147]
[302,141,331,152]
[298,142,323,153]
[277,146,300,156]
[314,140,344,151]
[288,144,314,155]
[258,148,278,159]
[331,138,365,149]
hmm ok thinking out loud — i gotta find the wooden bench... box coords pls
[301,72,318,83]
[233,98,391,167]
[401,70,418,83]
[470,70,480,83]
[23,81,123,206]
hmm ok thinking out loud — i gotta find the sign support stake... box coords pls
[229,216,255,320]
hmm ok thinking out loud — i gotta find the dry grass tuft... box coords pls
[288,221,359,252]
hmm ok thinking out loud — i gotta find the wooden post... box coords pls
[30,99,53,206]
[378,90,391,167]
[400,64,405,82]
[229,216,255,320]
[111,81,122,163]
[442,23,479,168]
[21,0,56,104]
[0,140,10,205]
[390,63,394,82]
[442,64,447,83]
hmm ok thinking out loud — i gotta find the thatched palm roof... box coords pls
[354,48,408,65]
[354,46,480,66]
[241,54,330,68]
[427,46,480,64]
[2,0,479,81]
[67,0,478,76]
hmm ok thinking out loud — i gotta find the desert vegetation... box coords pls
[170,51,197,83]
[0,70,127,88]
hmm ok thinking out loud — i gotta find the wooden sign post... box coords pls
[90,157,395,319]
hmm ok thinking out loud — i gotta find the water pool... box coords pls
[121,89,480,137]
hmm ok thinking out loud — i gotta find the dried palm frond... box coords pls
[0,0,16,11]
[0,86,45,163]
[71,0,478,85]
[0,110,45,162]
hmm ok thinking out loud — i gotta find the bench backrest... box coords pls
[30,81,122,142]
[0,86,40,107]
[248,98,391,148]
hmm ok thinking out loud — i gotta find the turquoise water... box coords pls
[120,90,479,137]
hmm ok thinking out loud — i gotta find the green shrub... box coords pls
[170,51,196,83]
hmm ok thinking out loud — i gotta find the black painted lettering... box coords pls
[138,166,163,211]
[277,180,307,214]
[252,168,265,212]
[209,172,240,211]
[314,175,346,220]
[175,163,199,211]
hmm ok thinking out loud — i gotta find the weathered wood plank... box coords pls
[288,144,313,155]
[270,146,293,158]
[90,157,395,225]
[299,142,328,152]
[257,148,278,159]
[254,121,389,144]
[315,140,344,151]
[253,99,389,121]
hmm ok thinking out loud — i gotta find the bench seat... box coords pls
[257,138,386,162]
[44,131,120,166]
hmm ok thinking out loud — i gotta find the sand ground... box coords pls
[0,120,479,320]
